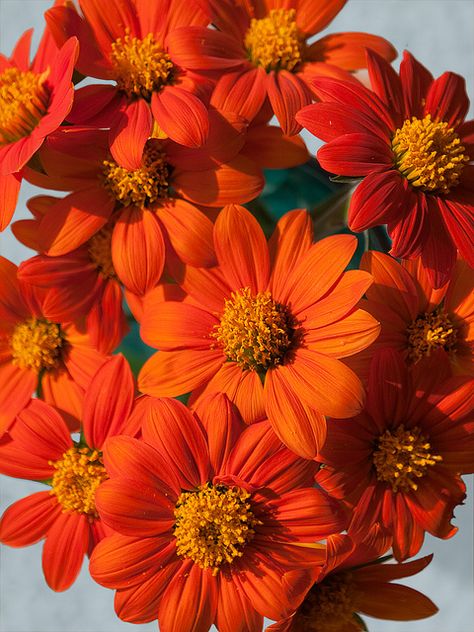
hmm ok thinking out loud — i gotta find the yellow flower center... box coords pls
[373,425,442,492]
[173,483,259,575]
[49,447,107,518]
[10,317,64,372]
[406,307,457,363]
[88,223,117,280]
[212,287,296,372]
[294,572,356,631]
[244,9,304,72]
[110,32,174,99]
[392,115,469,194]
[102,143,169,207]
[0,67,50,144]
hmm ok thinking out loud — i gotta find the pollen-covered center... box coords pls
[110,31,174,99]
[295,572,356,631]
[373,425,442,492]
[10,317,64,372]
[88,223,117,280]
[392,115,469,194]
[406,307,457,363]
[0,67,50,143]
[212,287,295,371]
[173,483,259,574]
[244,9,304,72]
[102,143,169,207]
[49,447,107,518]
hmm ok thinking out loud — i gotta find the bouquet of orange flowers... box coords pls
[0,1,472,631]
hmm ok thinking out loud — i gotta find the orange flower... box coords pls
[46,0,213,160]
[24,124,263,295]
[269,527,438,631]
[138,205,380,458]
[317,348,474,561]
[168,0,396,133]
[349,251,474,381]
[0,28,78,229]
[90,393,343,630]
[0,255,108,435]
[0,355,136,591]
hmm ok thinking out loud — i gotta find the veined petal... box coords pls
[211,67,267,123]
[109,99,153,170]
[317,133,393,175]
[0,172,21,231]
[305,309,380,358]
[267,70,312,136]
[151,86,209,148]
[0,492,61,547]
[308,32,396,71]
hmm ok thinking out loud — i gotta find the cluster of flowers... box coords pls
[0,0,473,630]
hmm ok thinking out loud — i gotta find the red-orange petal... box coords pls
[151,86,209,148]
[0,492,61,546]
[110,99,153,170]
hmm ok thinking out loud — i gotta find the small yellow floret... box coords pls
[406,307,457,363]
[294,572,355,631]
[10,318,64,372]
[88,223,117,279]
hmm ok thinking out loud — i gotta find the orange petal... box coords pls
[0,172,21,231]
[243,124,309,169]
[356,582,438,621]
[41,368,84,431]
[307,32,397,70]
[0,492,61,547]
[110,99,152,170]
[0,362,36,436]
[151,86,209,148]
[217,573,263,632]
[266,70,312,136]
[295,0,347,35]
[211,67,267,123]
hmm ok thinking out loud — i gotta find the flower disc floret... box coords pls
[373,425,442,492]
[392,115,469,194]
[244,9,304,72]
[295,571,356,631]
[173,483,259,574]
[88,223,117,279]
[10,318,64,372]
[406,307,457,363]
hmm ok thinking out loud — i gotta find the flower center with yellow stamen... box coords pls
[110,32,174,99]
[173,483,259,574]
[406,306,457,363]
[49,447,107,518]
[212,287,296,371]
[0,67,50,144]
[373,425,442,492]
[88,223,117,280]
[10,317,64,372]
[102,143,169,207]
[295,572,356,631]
[244,9,304,72]
[392,115,469,194]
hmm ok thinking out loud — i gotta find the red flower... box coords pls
[297,50,474,288]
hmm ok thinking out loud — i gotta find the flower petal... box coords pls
[152,86,209,148]
[267,70,312,136]
[0,492,61,546]
[109,99,153,170]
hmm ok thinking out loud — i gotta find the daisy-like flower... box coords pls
[0,355,136,591]
[349,251,474,381]
[45,0,213,160]
[0,255,107,435]
[316,348,474,561]
[269,527,438,632]
[24,124,263,295]
[297,50,474,288]
[90,393,345,630]
[138,205,380,458]
[167,0,396,134]
[0,27,78,229]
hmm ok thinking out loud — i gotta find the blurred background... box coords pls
[0,1,473,631]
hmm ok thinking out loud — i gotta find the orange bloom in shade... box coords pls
[0,355,136,591]
[24,123,263,295]
[168,0,396,133]
[268,527,438,631]
[349,251,474,381]
[45,0,213,160]
[138,205,380,458]
[90,393,345,630]
[316,348,474,561]
[0,28,78,229]
[0,255,108,435]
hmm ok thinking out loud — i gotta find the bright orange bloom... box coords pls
[269,527,437,631]
[0,355,136,591]
[169,0,396,133]
[90,393,344,630]
[138,205,380,458]
[46,0,213,160]
[317,348,474,561]
[0,256,108,435]
[0,28,78,229]
[349,251,474,381]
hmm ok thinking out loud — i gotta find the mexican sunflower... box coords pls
[0,355,136,591]
[348,251,474,381]
[0,27,78,229]
[45,0,213,159]
[90,393,345,631]
[138,205,380,459]
[316,347,474,561]
[0,255,108,435]
[297,49,474,288]
[167,0,396,134]
[24,123,263,295]
[268,527,437,631]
